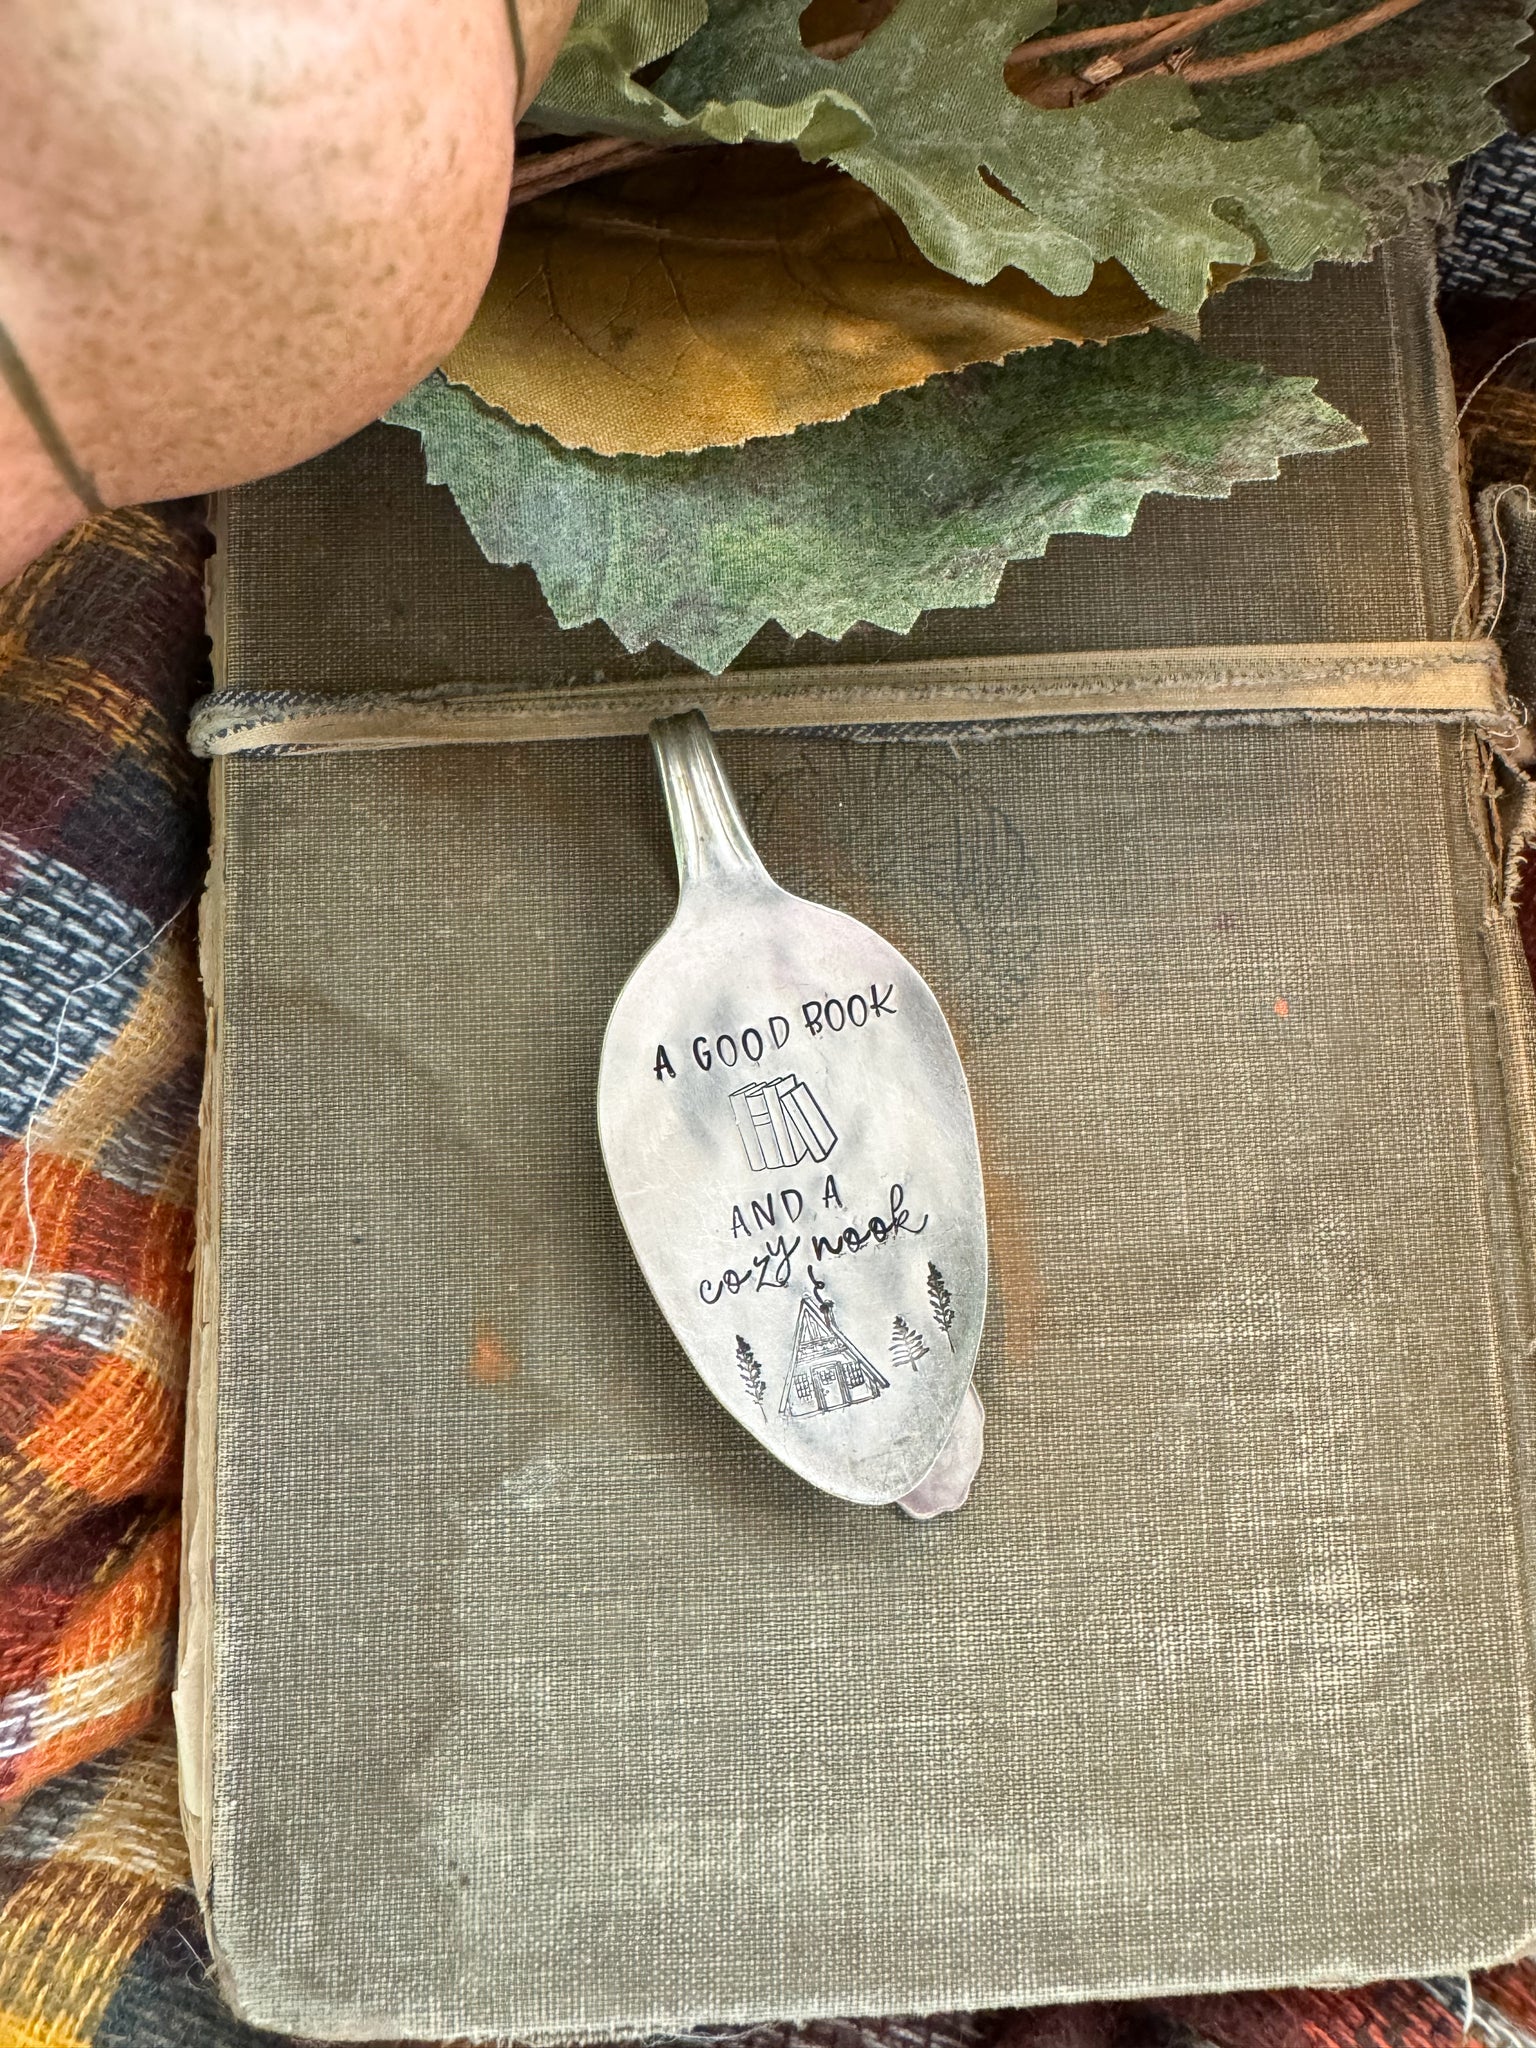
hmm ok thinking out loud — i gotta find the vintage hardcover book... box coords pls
[176,227,1536,2042]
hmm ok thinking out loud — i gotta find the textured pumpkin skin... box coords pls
[0,0,573,583]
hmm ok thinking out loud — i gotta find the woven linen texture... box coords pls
[207,717,1536,2040]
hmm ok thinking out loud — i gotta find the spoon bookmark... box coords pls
[598,712,988,1511]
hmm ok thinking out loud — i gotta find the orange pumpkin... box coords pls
[0,0,578,584]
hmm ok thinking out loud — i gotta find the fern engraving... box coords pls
[736,1334,768,1408]
[926,1261,955,1346]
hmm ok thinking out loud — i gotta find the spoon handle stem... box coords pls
[650,712,770,894]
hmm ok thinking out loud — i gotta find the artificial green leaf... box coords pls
[529,0,1530,307]
[1181,0,1532,250]
[1033,0,1531,257]
[528,0,709,137]
[530,0,871,149]
[529,0,1360,309]
[387,330,1362,673]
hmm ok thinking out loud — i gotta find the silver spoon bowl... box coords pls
[599,712,989,1509]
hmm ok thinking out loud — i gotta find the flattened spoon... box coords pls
[598,711,988,1512]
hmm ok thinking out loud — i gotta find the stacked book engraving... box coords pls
[731,1073,838,1172]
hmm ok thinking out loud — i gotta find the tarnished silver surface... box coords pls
[598,712,988,1508]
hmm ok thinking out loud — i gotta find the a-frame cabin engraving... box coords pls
[780,1297,889,1418]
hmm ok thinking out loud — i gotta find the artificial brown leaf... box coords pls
[443,143,1176,456]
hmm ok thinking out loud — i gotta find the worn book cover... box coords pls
[176,229,1536,2041]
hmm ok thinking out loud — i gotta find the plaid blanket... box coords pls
[0,501,203,1808]
[1440,120,1536,495]
[0,504,224,2046]
[5,133,1536,2048]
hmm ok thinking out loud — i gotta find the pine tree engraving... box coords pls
[736,1335,768,1408]
[890,1314,930,1373]
[926,1261,955,1346]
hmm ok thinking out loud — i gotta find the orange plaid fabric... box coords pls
[0,506,204,1809]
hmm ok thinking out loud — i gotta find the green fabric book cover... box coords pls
[176,228,1536,2040]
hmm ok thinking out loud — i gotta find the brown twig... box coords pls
[1017,0,1269,61]
[1176,0,1427,77]
[508,133,670,206]
[1108,0,1283,73]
